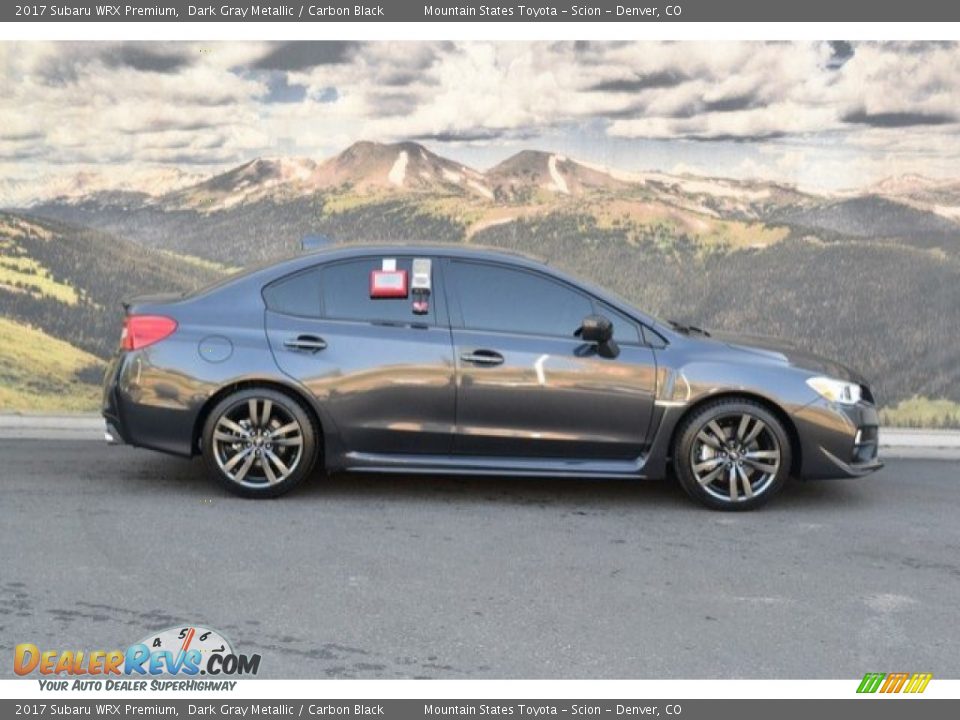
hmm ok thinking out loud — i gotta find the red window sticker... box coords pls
[369,269,408,298]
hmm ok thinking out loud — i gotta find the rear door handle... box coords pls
[284,335,327,353]
[460,349,504,366]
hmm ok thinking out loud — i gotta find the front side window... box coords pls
[321,257,434,324]
[598,303,641,344]
[448,261,592,338]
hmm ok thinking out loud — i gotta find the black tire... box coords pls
[201,388,319,498]
[673,398,792,511]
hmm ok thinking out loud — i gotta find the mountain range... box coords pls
[3,140,960,424]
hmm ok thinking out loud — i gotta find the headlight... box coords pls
[806,376,862,405]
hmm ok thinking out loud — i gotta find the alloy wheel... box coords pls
[689,412,782,504]
[212,398,304,488]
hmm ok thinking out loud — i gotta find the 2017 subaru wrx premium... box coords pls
[102,245,882,510]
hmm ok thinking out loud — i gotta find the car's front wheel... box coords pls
[673,399,792,511]
[201,388,319,498]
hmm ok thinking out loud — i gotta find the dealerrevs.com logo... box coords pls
[14,626,260,690]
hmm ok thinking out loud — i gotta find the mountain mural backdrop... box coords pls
[3,140,960,426]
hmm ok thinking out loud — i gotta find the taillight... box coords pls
[121,315,178,351]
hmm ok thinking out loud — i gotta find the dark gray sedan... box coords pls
[102,245,882,510]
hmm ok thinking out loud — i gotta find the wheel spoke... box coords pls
[217,418,249,438]
[728,464,739,501]
[697,464,726,486]
[222,447,252,472]
[736,414,752,443]
[744,450,779,460]
[707,420,728,446]
[233,451,257,483]
[248,399,259,427]
[265,450,290,479]
[214,430,245,443]
[743,417,766,445]
[260,399,273,427]
[272,435,303,447]
[696,431,721,450]
[262,453,279,485]
[269,421,300,438]
[742,456,778,474]
[693,457,725,474]
[736,464,754,498]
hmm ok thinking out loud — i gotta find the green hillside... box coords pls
[12,177,960,425]
[0,211,222,360]
[0,316,102,412]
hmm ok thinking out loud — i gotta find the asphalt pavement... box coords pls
[1,440,958,679]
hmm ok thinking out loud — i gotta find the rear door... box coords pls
[264,255,456,455]
[444,259,657,460]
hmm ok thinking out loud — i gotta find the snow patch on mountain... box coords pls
[468,180,494,200]
[388,151,409,186]
[547,155,569,194]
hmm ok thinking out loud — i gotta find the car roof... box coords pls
[300,242,548,266]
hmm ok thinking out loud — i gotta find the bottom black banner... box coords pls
[1,699,956,720]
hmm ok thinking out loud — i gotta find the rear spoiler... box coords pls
[122,292,185,313]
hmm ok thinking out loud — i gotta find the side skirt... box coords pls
[339,451,653,479]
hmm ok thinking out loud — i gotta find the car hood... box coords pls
[705,330,867,384]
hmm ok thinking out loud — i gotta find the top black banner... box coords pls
[6,0,960,22]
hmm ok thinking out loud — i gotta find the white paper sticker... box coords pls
[412,258,432,290]
[382,258,397,272]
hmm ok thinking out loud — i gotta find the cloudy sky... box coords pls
[2,40,960,200]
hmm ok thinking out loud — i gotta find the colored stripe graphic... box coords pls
[904,673,933,693]
[880,672,909,693]
[857,672,931,694]
[857,673,885,693]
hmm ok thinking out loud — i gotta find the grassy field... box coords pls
[879,396,960,429]
[0,240,82,305]
[0,317,102,412]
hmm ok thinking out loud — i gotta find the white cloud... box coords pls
[1,40,960,198]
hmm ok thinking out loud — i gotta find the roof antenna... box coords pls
[300,234,333,252]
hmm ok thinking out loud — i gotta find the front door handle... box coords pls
[284,335,327,353]
[460,349,504,366]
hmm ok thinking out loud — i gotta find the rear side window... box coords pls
[263,268,321,317]
[321,258,434,324]
[448,261,592,338]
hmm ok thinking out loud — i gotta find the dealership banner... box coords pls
[5,0,960,22]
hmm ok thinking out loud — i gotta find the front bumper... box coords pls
[792,398,884,479]
[104,419,124,445]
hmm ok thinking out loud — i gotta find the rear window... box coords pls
[262,268,321,317]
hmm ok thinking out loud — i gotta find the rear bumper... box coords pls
[793,399,884,479]
[101,352,198,457]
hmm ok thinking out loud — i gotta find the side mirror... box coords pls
[577,314,620,359]
[578,314,613,344]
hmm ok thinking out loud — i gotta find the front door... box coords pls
[444,259,657,460]
[265,255,455,455]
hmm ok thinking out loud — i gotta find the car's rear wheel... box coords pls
[673,399,791,511]
[201,388,319,498]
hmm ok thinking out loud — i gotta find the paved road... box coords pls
[1,440,958,679]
